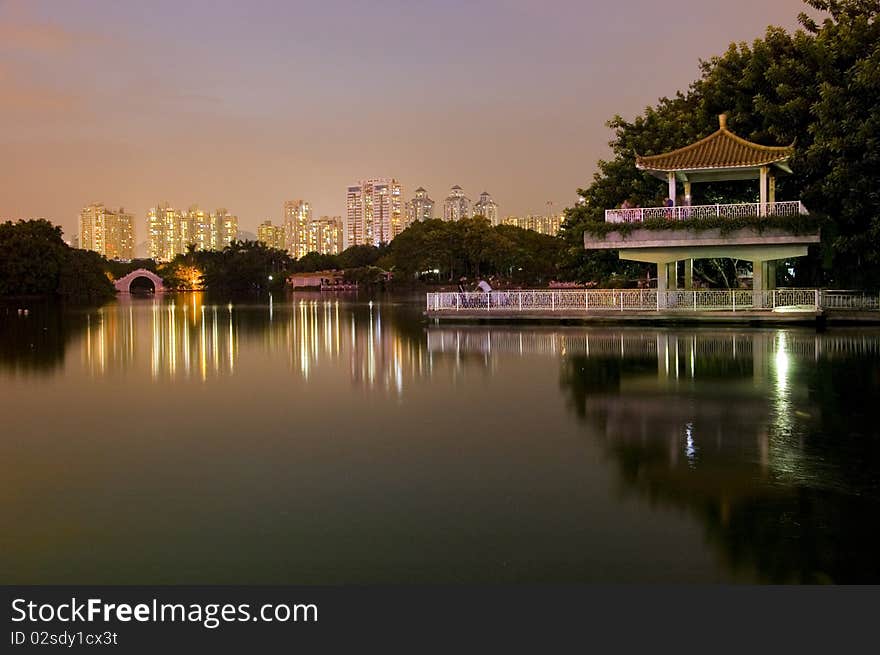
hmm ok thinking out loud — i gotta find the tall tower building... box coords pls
[443,185,470,222]
[346,178,403,247]
[147,202,180,262]
[310,216,343,255]
[211,208,238,250]
[405,187,434,224]
[79,203,135,260]
[283,200,313,258]
[180,205,212,252]
[257,220,285,250]
[473,191,499,225]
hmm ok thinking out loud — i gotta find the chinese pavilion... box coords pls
[584,115,820,295]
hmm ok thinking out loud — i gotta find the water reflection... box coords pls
[3,296,880,583]
[0,301,89,375]
[429,326,880,582]
[75,294,433,391]
[549,328,880,583]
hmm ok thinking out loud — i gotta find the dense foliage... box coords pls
[561,0,880,287]
[160,241,293,293]
[0,220,115,303]
[381,217,563,285]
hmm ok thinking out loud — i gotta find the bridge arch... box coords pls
[114,268,166,294]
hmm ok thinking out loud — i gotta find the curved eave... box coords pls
[638,159,793,183]
[634,126,795,180]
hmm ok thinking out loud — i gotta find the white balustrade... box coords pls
[604,201,807,224]
[425,288,880,313]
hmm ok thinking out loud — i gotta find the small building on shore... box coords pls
[287,271,356,290]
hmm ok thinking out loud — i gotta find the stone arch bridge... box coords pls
[114,268,166,293]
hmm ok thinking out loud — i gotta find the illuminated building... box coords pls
[473,191,499,225]
[346,178,404,247]
[148,203,238,261]
[79,203,135,260]
[147,202,181,262]
[257,220,285,250]
[309,216,343,255]
[180,205,213,252]
[405,187,434,224]
[443,185,470,221]
[283,199,313,258]
[212,208,238,250]
[501,214,563,236]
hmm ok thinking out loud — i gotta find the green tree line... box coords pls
[0,220,115,303]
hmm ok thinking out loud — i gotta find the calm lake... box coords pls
[2,293,879,584]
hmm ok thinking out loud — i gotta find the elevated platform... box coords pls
[584,225,820,264]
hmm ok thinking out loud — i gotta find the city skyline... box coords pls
[0,1,807,240]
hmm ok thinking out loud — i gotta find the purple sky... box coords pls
[1,0,810,240]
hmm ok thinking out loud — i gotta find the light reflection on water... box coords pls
[1,293,880,583]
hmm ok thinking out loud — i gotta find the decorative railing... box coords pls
[426,289,880,313]
[821,291,880,311]
[604,200,808,224]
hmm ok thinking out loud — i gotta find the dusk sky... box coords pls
[1,0,810,242]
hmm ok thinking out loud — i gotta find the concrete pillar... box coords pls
[768,173,776,205]
[667,261,678,290]
[668,172,676,206]
[684,259,694,290]
[657,262,668,309]
[759,166,768,216]
[683,181,692,205]
[752,260,765,308]
[766,261,777,290]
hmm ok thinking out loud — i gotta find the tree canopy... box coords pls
[0,219,115,303]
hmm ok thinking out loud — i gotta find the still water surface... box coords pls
[2,293,879,583]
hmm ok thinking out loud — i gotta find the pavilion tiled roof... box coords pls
[635,115,794,173]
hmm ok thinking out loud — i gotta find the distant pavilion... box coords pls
[585,115,820,296]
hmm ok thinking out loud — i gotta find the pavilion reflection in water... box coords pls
[427,325,880,582]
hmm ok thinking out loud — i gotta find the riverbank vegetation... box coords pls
[0,220,115,303]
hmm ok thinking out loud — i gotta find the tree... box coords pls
[0,219,114,302]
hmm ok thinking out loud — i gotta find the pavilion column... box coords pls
[766,261,777,290]
[768,173,776,205]
[752,259,765,307]
[667,261,678,290]
[684,259,694,290]
[683,181,692,205]
[657,262,668,308]
[668,172,677,205]
[759,166,769,216]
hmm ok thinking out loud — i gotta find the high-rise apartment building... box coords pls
[283,200,313,258]
[212,208,238,250]
[473,191,499,225]
[346,179,404,247]
[501,214,563,236]
[257,220,285,250]
[443,185,471,222]
[147,203,238,261]
[147,202,181,262]
[79,203,135,260]
[309,216,343,255]
[180,205,213,252]
[405,187,435,224]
